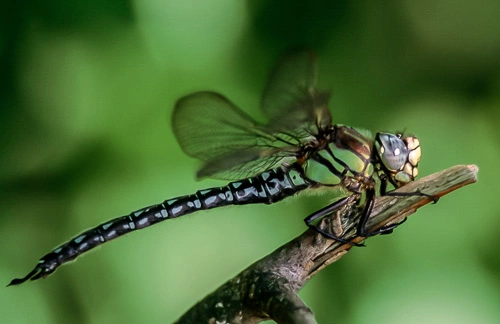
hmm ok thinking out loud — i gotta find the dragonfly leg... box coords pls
[379,173,439,203]
[363,217,408,237]
[385,189,439,204]
[356,188,406,237]
[356,188,375,237]
[358,189,437,238]
[304,197,365,247]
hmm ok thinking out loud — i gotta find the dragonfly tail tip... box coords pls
[7,266,44,286]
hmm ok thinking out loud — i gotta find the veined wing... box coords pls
[172,91,302,180]
[173,51,333,181]
[261,50,332,133]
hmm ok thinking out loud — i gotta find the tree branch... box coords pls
[175,164,478,324]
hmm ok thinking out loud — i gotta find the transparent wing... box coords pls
[172,91,302,180]
[173,51,334,181]
[261,50,332,132]
[194,148,296,180]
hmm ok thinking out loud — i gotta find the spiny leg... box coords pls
[379,174,439,203]
[304,196,364,247]
[356,188,407,238]
[384,189,439,203]
[356,177,438,238]
[364,188,438,236]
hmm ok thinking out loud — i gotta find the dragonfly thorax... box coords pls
[374,132,421,188]
[301,125,375,191]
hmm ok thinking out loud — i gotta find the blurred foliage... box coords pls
[2,1,499,323]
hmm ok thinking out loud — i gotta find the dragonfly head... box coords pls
[374,132,421,188]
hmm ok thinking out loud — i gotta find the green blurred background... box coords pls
[2,1,499,323]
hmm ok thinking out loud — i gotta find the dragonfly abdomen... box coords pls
[9,165,310,285]
[166,164,310,216]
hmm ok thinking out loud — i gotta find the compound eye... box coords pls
[376,133,409,171]
[405,136,421,166]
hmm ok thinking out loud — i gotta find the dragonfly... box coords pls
[9,51,423,286]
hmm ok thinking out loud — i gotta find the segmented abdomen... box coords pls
[9,165,309,285]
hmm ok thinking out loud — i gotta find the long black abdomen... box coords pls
[9,165,309,285]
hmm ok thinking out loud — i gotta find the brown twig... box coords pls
[175,165,478,324]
